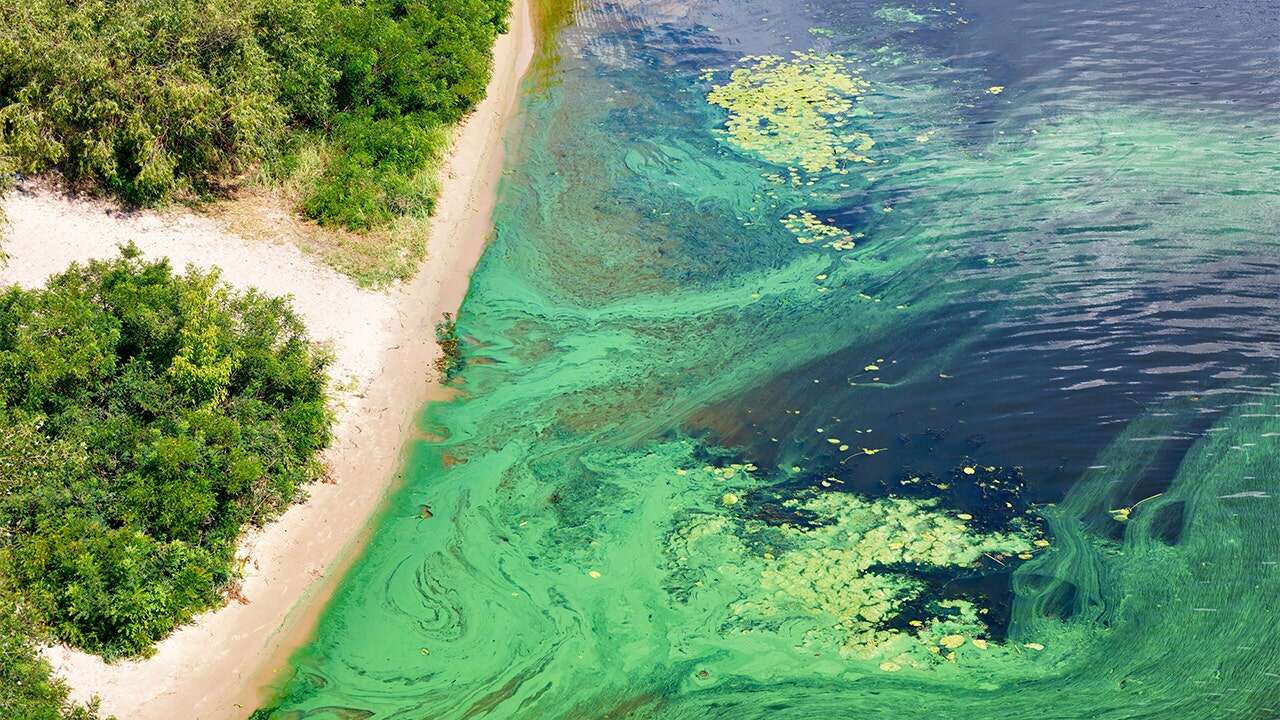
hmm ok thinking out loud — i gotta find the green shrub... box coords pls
[0,245,332,659]
[0,0,331,203]
[0,589,107,719]
[298,0,508,230]
[324,0,504,123]
[0,0,513,234]
[301,113,448,231]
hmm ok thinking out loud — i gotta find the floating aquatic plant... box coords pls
[706,52,875,174]
[874,6,927,24]
[260,7,1280,711]
[780,210,860,249]
[668,475,1040,666]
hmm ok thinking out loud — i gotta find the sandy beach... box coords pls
[0,0,533,716]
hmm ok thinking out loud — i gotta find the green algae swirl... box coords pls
[259,7,1280,719]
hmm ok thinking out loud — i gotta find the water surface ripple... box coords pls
[261,1,1280,718]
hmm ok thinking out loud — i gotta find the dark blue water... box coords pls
[686,0,1280,505]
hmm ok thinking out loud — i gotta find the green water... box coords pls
[260,1,1280,718]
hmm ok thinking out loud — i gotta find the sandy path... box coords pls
[2,1,534,717]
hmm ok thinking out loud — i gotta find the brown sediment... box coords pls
[529,0,581,92]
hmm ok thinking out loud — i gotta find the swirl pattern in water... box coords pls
[258,0,1280,718]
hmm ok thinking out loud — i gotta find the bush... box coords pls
[0,0,513,231]
[0,0,332,203]
[300,0,508,230]
[0,589,107,720]
[0,245,332,659]
[301,113,448,231]
[323,0,504,123]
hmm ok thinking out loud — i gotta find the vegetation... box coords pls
[0,0,511,711]
[0,0,512,278]
[433,312,463,381]
[0,245,332,659]
[0,591,107,720]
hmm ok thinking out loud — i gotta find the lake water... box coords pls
[258,1,1280,718]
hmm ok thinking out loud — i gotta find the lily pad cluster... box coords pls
[706,52,875,174]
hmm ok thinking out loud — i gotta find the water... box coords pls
[259,1,1280,718]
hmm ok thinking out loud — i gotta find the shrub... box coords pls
[433,311,463,381]
[0,589,107,719]
[298,0,508,230]
[301,113,448,231]
[0,245,332,659]
[0,0,513,233]
[0,0,332,203]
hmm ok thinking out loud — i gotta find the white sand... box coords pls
[0,187,393,397]
[3,1,534,717]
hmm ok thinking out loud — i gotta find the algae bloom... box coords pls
[668,474,1040,666]
[874,6,927,24]
[707,52,875,174]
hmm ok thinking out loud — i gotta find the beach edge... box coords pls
[37,1,536,717]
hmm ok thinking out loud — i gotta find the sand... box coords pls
[0,1,534,717]
[0,187,395,395]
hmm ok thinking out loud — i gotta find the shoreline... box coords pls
[21,1,535,717]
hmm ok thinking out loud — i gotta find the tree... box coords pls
[0,245,332,659]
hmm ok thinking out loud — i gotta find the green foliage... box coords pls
[323,0,505,123]
[0,245,332,660]
[0,590,108,719]
[0,0,329,203]
[0,0,512,232]
[298,0,509,231]
[301,113,448,231]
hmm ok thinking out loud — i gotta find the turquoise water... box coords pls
[259,1,1280,718]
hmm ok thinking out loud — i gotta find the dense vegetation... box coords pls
[0,592,106,719]
[0,0,510,234]
[0,246,332,659]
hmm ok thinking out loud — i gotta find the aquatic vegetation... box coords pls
[670,487,1039,663]
[529,0,580,92]
[706,52,875,174]
[874,6,927,24]
[258,2,1280,717]
[781,209,859,249]
[433,312,464,381]
[263,86,1280,717]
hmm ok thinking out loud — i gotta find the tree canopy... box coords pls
[0,0,511,230]
[0,245,332,659]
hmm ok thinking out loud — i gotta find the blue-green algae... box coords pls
[258,2,1280,718]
